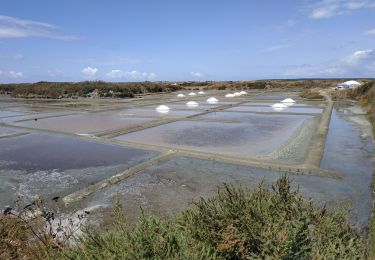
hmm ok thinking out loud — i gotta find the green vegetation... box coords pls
[0,79,365,99]
[1,177,366,259]
[0,81,182,99]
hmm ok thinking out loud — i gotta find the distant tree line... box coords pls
[0,79,370,99]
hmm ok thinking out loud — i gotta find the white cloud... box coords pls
[191,71,204,78]
[0,15,80,40]
[310,2,340,19]
[0,70,23,78]
[365,28,375,35]
[283,49,375,77]
[147,72,156,79]
[309,0,375,19]
[106,69,156,80]
[82,66,98,77]
[106,69,125,78]
[343,49,374,65]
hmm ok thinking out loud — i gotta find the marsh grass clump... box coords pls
[61,177,365,259]
[300,89,324,99]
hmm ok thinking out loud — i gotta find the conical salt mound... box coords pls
[155,105,170,113]
[188,92,196,96]
[198,91,205,95]
[186,101,199,107]
[233,92,241,96]
[281,98,296,103]
[239,91,247,95]
[225,94,235,98]
[177,94,185,97]
[206,97,218,104]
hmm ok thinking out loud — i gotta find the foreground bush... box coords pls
[61,177,365,259]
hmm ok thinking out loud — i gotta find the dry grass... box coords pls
[300,89,324,99]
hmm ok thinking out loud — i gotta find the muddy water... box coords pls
[0,110,27,118]
[11,113,158,134]
[115,115,311,157]
[0,134,158,207]
[111,108,201,117]
[226,106,323,114]
[241,102,314,107]
[321,106,375,227]
[82,156,361,226]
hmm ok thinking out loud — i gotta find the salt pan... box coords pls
[271,103,287,112]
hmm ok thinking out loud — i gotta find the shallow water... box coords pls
[197,111,313,122]
[0,134,158,206]
[321,106,374,227]
[249,93,302,101]
[0,127,18,135]
[83,156,365,226]
[226,105,323,114]
[241,102,315,107]
[0,110,27,118]
[115,115,310,157]
[11,113,158,134]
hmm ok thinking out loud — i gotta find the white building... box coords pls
[336,80,361,90]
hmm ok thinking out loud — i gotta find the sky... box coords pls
[0,0,374,83]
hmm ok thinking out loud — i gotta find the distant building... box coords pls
[336,80,361,90]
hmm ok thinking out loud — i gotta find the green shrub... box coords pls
[60,177,365,259]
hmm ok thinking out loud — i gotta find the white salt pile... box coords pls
[239,91,247,95]
[271,103,288,112]
[281,98,296,103]
[225,94,235,98]
[186,101,199,107]
[177,94,185,97]
[281,98,296,107]
[155,105,170,114]
[233,92,241,96]
[206,97,218,104]
[198,91,205,95]
[189,92,196,96]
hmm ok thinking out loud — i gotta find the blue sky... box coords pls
[0,0,374,83]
